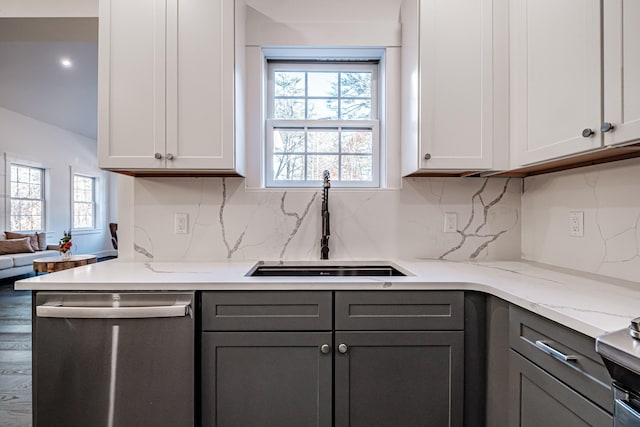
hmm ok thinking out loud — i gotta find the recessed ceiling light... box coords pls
[60,58,73,68]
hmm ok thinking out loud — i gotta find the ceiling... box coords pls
[0,2,402,142]
[245,0,402,22]
[0,18,98,140]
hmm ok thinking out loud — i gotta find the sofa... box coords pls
[0,232,59,280]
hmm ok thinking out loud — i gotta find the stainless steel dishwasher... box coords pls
[33,292,194,427]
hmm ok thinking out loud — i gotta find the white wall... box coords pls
[522,157,640,283]
[0,0,97,17]
[0,107,114,257]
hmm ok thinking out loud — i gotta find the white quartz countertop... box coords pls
[15,259,640,339]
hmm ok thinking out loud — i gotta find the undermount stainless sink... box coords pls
[248,263,407,277]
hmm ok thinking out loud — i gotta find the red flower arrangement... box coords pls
[58,231,73,253]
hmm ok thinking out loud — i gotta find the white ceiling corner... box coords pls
[0,18,98,140]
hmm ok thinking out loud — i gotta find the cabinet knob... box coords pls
[424,153,432,161]
[338,343,348,354]
[581,128,595,138]
[601,122,615,133]
[166,153,175,161]
[154,152,163,160]
[320,344,330,354]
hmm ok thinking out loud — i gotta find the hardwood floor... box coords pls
[0,256,116,426]
[0,275,33,427]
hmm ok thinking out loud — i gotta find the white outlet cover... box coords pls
[175,213,188,234]
[569,211,584,237]
[444,212,457,233]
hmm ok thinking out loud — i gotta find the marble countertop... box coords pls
[15,259,640,339]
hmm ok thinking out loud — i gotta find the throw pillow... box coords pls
[0,237,35,255]
[5,231,40,251]
[36,232,47,251]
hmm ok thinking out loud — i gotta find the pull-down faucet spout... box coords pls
[320,170,331,260]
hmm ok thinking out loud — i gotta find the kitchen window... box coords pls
[72,174,96,230]
[9,163,45,232]
[266,61,380,188]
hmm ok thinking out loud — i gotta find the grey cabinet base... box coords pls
[334,331,464,427]
[201,332,332,426]
[509,350,612,427]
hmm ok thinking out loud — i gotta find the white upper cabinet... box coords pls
[98,0,245,173]
[98,0,165,170]
[401,0,507,174]
[511,0,640,167]
[603,0,640,147]
[510,0,602,166]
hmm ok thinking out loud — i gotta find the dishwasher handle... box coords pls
[36,302,192,319]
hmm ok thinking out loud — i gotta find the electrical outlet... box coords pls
[175,213,188,234]
[569,211,584,237]
[444,212,457,233]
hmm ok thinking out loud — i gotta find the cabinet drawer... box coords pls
[335,291,464,331]
[201,291,332,331]
[509,350,612,427]
[509,306,613,413]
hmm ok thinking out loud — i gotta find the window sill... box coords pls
[71,229,103,236]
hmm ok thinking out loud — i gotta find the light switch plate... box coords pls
[444,212,457,233]
[569,211,584,237]
[175,213,188,234]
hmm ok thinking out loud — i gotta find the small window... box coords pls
[266,61,380,188]
[9,164,45,232]
[73,174,96,230]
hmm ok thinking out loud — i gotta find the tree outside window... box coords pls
[73,174,95,229]
[267,61,380,188]
[10,164,45,232]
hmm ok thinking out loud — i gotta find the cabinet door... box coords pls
[334,331,464,427]
[604,0,640,147]
[98,0,166,169]
[509,351,612,427]
[166,0,239,170]
[201,332,332,427]
[402,0,496,172]
[510,0,602,166]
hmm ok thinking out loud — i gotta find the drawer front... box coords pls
[509,350,613,427]
[202,291,332,331]
[335,291,464,331]
[509,306,613,413]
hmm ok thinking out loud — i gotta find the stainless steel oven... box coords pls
[614,383,640,426]
[597,321,640,427]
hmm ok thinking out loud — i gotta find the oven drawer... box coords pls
[614,384,640,426]
[509,306,613,412]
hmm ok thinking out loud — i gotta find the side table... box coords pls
[33,254,97,274]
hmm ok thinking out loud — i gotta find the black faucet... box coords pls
[320,170,330,260]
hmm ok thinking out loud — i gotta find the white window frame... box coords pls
[8,161,46,232]
[72,173,97,231]
[265,61,381,188]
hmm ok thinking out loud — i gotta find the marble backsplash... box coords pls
[522,157,640,283]
[132,177,521,262]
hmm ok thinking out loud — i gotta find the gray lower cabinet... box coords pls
[508,305,613,427]
[200,291,465,427]
[334,331,464,427]
[201,332,333,426]
[334,291,465,427]
[509,351,612,426]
